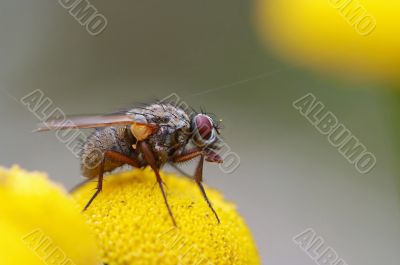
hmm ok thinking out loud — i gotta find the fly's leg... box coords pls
[139,141,177,227]
[171,150,221,224]
[193,155,220,223]
[171,148,203,163]
[83,150,142,211]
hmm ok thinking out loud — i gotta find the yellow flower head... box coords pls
[73,168,260,265]
[0,165,100,265]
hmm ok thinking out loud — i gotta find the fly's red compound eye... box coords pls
[194,114,213,140]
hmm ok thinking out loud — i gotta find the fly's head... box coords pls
[190,113,222,150]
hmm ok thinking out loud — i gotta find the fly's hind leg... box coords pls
[83,150,142,211]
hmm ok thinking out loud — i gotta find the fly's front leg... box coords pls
[83,150,142,211]
[193,154,220,224]
[171,148,223,164]
[171,149,221,224]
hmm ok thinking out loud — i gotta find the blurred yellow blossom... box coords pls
[0,165,100,265]
[255,0,400,83]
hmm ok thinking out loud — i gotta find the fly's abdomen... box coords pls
[80,126,136,178]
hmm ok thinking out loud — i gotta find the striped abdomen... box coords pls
[80,126,137,178]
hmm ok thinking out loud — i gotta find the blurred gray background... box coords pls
[1,1,399,264]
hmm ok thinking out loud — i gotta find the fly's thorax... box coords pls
[129,103,190,127]
[129,103,191,164]
[149,124,191,164]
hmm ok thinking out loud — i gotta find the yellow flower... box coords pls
[1,165,260,264]
[255,0,400,83]
[73,168,260,265]
[0,165,100,265]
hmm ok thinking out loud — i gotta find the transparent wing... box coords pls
[34,114,158,132]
